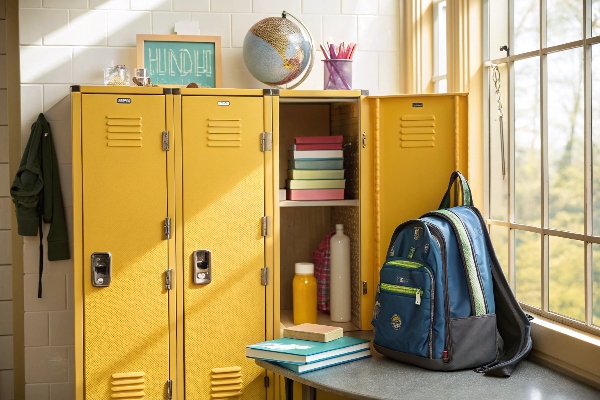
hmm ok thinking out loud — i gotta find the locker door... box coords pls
[181,96,266,399]
[81,94,170,399]
[367,94,469,270]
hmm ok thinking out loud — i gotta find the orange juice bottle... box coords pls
[292,262,318,324]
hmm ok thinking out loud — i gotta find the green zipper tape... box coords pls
[381,283,422,305]
[386,259,424,269]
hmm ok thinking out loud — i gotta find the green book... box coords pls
[287,179,346,189]
[274,349,372,374]
[287,169,345,180]
[245,336,370,364]
[288,159,344,170]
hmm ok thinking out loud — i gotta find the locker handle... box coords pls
[193,250,212,284]
[92,252,112,287]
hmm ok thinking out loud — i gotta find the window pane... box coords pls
[549,237,584,321]
[593,45,600,236]
[515,230,541,307]
[593,0,600,38]
[489,63,509,221]
[593,244,600,327]
[437,79,447,94]
[514,57,541,226]
[437,1,447,76]
[490,225,509,278]
[547,0,582,47]
[548,48,584,233]
[513,0,539,55]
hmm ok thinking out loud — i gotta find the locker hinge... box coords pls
[164,217,171,239]
[363,280,368,295]
[162,131,170,151]
[166,269,173,291]
[362,132,367,148]
[261,267,268,286]
[264,376,270,388]
[167,379,172,399]
[261,216,269,237]
[261,132,272,152]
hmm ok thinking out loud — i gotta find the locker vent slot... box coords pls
[111,371,145,398]
[399,115,435,148]
[207,118,242,147]
[210,366,243,398]
[106,116,143,147]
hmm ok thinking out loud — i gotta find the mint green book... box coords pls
[274,349,372,374]
[245,336,370,364]
[287,179,346,189]
[287,169,345,180]
[288,159,344,170]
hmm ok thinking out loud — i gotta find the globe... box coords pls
[243,13,314,88]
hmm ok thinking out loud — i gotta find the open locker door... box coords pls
[81,93,170,399]
[180,95,267,399]
[364,93,469,278]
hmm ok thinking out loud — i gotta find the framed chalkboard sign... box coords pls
[136,34,222,87]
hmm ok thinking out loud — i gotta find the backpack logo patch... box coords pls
[391,314,402,330]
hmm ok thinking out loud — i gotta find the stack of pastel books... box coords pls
[245,324,371,374]
[287,135,345,201]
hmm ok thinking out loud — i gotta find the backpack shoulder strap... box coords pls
[469,207,532,376]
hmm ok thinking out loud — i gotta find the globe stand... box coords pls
[278,11,315,90]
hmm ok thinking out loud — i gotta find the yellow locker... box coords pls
[178,94,268,399]
[74,89,172,400]
[73,87,467,400]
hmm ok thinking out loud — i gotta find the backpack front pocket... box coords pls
[373,282,432,358]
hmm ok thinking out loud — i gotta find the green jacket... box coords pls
[10,113,70,261]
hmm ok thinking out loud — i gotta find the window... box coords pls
[433,0,447,93]
[486,0,600,334]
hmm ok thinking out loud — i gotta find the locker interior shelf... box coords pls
[279,309,361,338]
[279,200,359,207]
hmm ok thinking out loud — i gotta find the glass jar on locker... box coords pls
[292,262,318,325]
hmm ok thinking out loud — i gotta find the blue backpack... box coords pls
[372,171,532,376]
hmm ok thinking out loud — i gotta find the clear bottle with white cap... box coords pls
[330,224,351,322]
[292,262,318,325]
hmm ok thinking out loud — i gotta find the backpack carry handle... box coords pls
[439,171,473,209]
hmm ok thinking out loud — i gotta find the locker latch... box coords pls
[261,132,272,152]
[91,252,111,287]
[162,131,170,151]
[362,132,367,148]
[193,250,212,284]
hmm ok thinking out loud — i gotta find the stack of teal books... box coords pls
[245,335,371,374]
[286,135,346,201]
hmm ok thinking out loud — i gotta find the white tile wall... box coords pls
[152,12,191,34]
[0,336,13,370]
[90,0,129,10]
[0,89,7,124]
[0,127,7,163]
[174,0,209,12]
[253,0,301,15]
[0,370,14,400]
[0,55,6,88]
[0,301,12,335]
[15,3,399,397]
[0,199,9,229]
[0,231,11,264]
[131,0,171,11]
[210,0,251,13]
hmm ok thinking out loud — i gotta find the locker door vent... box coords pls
[399,115,435,148]
[106,115,143,147]
[206,118,242,148]
[210,366,243,398]
[111,371,145,398]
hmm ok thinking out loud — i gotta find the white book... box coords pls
[289,150,344,159]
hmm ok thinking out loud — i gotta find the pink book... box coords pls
[294,135,343,145]
[286,189,345,201]
[294,143,343,151]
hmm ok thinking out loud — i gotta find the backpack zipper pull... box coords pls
[415,289,422,305]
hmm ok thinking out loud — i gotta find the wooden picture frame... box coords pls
[136,34,222,87]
